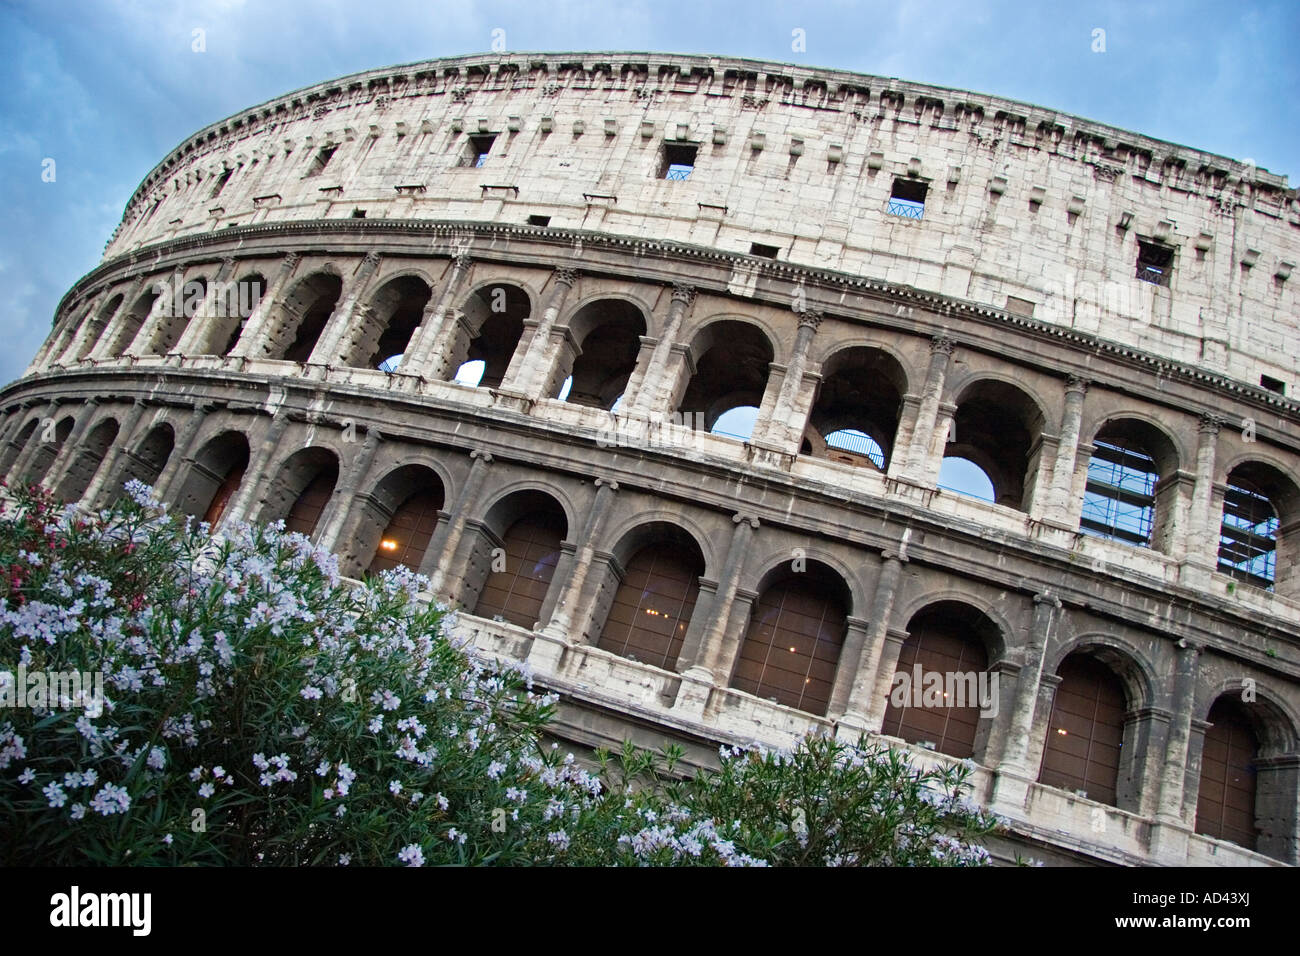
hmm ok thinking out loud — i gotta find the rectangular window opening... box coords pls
[351,208,366,219]
[749,242,780,259]
[1136,239,1174,286]
[528,214,551,227]
[1260,374,1285,395]
[306,146,338,178]
[467,134,497,167]
[888,177,927,220]
[659,142,697,181]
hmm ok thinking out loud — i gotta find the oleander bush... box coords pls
[0,480,998,866]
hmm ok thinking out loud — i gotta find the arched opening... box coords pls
[1218,461,1299,593]
[363,465,445,575]
[341,275,432,370]
[262,272,343,363]
[107,423,175,506]
[596,524,705,670]
[145,277,207,355]
[1038,654,1128,806]
[473,491,567,629]
[198,272,266,356]
[105,284,163,357]
[1194,696,1259,850]
[75,294,124,361]
[1081,419,1179,549]
[678,320,774,439]
[731,560,849,717]
[881,602,999,759]
[22,416,74,487]
[446,284,529,389]
[946,380,1046,510]
[55,418,119,504]
[803,346,907,471]
[175,431,250,528]
[551,299,646,408]
[0,419,39,479]
[258,447,340,539]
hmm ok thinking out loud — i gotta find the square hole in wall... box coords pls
[465,133,497,167]
[887,177,927,219]
[1261,374,1286,395]
[749,242,780,259]
[528,214,551,227]
[659,142,697,180]
[304,145,338,178]
[1136,239,1175,285]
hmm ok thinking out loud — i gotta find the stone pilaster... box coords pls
[229,252,301,360]
[496,267,579,403]
[627,283,696,415]
[902,334,955,481]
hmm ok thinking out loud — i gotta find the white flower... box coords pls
[89,783,131,816]
[17,768,35,784]
[147,747,166,770]
[163,833,173,845]
[547,829,570,850]
[69,803,86,820]
[389,780,402,795]
[198,782,215,799]
[367,716,384,733]
[43,781,67,808]
[397,844,425,867]
[486,760,507,780]
[447,828,467,845]
[436,792,449,811]
[338,853,351,866]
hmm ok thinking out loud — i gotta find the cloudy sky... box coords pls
[0,0,1296,386]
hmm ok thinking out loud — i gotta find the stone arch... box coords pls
[602,508,720,581]
[174,429,251,527]
[1215,457,1300,595]
[468,487,570,628]
[74,293,124,361]
[1037,638,1157,811]
[944,376,1049,510]
[256,446,341,538]
[730,556,852,717]
[676,317,776,435]
[340,274,433,370]
[446,281,532,387]
[145,275,208,355]
[21,415,75,487]
[892,585,1018,664]
[358,462,446,575]
[1080,415,1183,551]
[107,281,165,357]
[55,416,120,503]
[882,600,1005,760]
[0,416,41,479]
[196,270,267,356]
[549,297,649,408]
[593,520,707,670]
[802,344,910,470]
[261,270,344,362]
[106,421,175,505]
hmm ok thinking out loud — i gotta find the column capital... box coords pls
[554,267,579,287]
[930,333,955,355]
[1199,411,1224,435]
[593,477,619,491]
[469,449,494,464]
[732,512,760,529]
[671,282,696,305]
[281,251,301,271]
[452,252,473,271]
[1033,590,1062,609]
[1065,374,1090,395]
[360,251,382,270]
[797,309,824,332]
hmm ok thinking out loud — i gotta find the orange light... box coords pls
[1056,728,1068,736]
[380,539,398,551]
[789,646,797,653]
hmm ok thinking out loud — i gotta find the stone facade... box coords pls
[4,52,1300,866]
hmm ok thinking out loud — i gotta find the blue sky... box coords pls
[1,0,1297,388]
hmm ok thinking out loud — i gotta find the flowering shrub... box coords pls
[0,481,998,866]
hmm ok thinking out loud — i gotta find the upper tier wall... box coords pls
[102,52,1299,389]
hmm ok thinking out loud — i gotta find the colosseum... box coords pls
[4,51,1298,866]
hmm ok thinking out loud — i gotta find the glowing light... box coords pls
[1056,728,1068,736]
[380,539,398,551]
